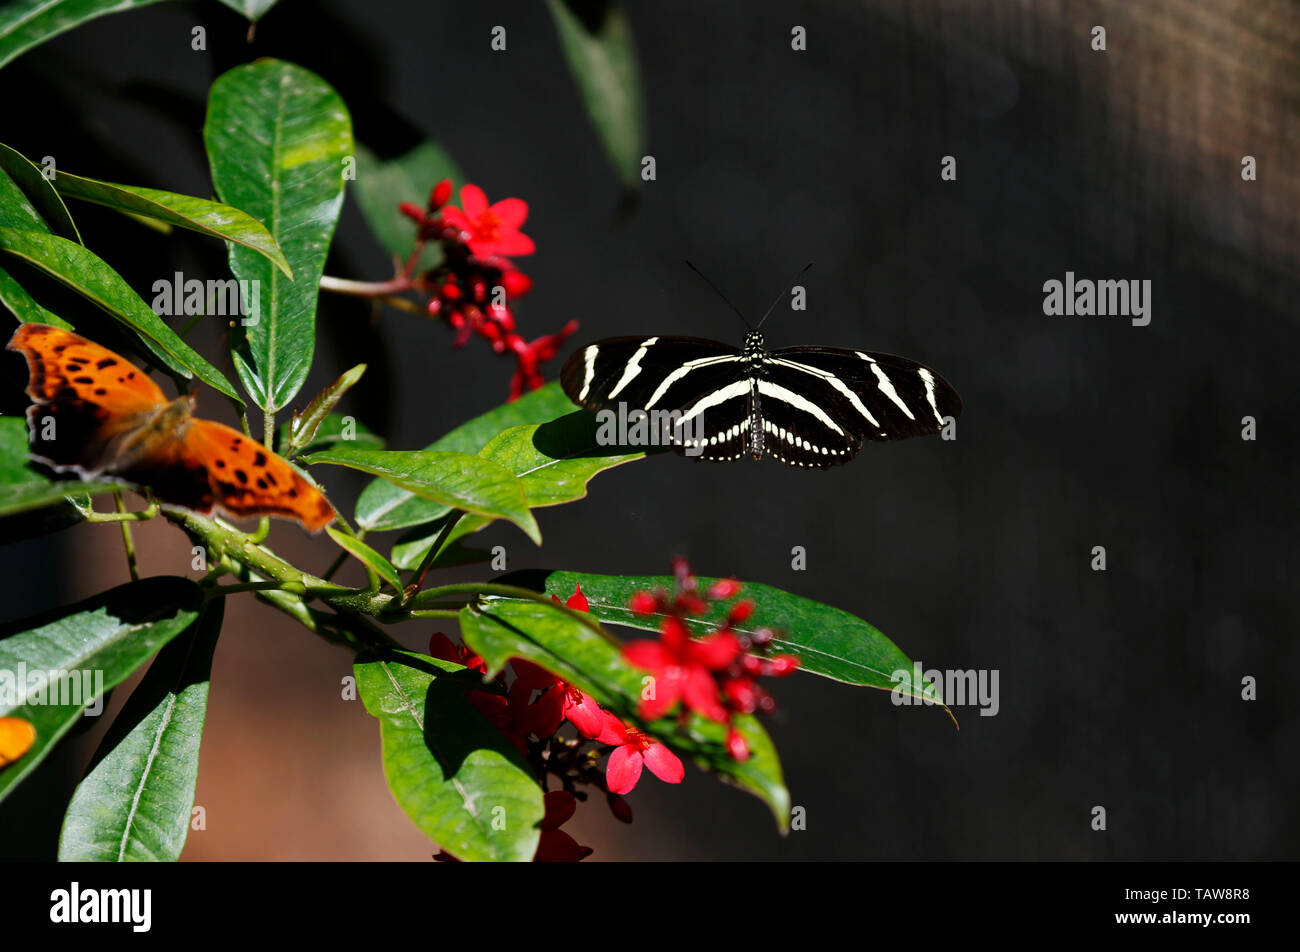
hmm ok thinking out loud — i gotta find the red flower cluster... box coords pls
[424,567,792,860]
[623,558,800,761]
[399,181,576,399]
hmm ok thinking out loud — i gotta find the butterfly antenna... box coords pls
[685,259,752,331]
[755,262,813,330]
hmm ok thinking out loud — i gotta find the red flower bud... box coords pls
[399,201,425,222]
[726,726,750,762]
[707,578,742,600]
[501,269,533,298]
[429,178,453,211]
[441,282,462,301]
[768,654,800,676]
[629,591,658,616]
[727,599,756,625]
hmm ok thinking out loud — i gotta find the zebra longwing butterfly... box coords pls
[560,330,962,469]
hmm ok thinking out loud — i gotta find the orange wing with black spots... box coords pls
[6,323,336,532]
[181,419,335,531]
[10,322,165,408]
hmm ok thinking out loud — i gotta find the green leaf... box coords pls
[57,598,223,862]
[52,171,291,276]
[325,527,402,592]
[0,227,243,403]
[355,381,577,532]
[514,570,943,702]
[0,263,71,327]
[545,0,646,189]
[305,445,540,544]
[354,650,543,861]
[0,144,80,242]
[0,0,170,71]
[0,576,202,805]
[204,59,353,412]
[282,363,365,457]
[353,141,463,273]
[0,416,116,516]
[389,412,647,569]
[215,0,280,21]
[460,599,788,827]
[0,165,50,232]
[277,411,382,458]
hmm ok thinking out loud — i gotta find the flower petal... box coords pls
[606,745,644,795]
[595,710,629,746]
[682,665,728,722]
[691,631,742,669]
[490,197,529,229]
[535,829,593,862]
[459,184,488,219]
[641,741,685,784]
[486,230,536,257]
[622,640,672,671]
[564,689,606,738]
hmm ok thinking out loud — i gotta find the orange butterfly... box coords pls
[7,323,335,531]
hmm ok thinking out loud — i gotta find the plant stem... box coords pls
[113,490,139,581]
[406,512,464,600]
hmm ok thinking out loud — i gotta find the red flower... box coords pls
[443,185,535,258]
[623,617,741,722]
[536,585,608,738]
[509,320,579,399]
[427,632,487,674]
[534,790,594,862]
[596,712,685,795]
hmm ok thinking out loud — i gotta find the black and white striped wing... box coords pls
[765,346,961,460]
[561,336,750,458]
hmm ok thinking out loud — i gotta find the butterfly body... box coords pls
[7,324,335,531]
[561,330,962,469]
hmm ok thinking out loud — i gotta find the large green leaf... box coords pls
[545,0,646,189]
[52,171,291,276]
[353,141,463,273]
[306,445,540,544]
[57,599,223,862]
[0,416,115,517]
[0,0,170,71]
[503,570,944,703]
[355,650,543,862]
[459,599,788,827]
[204,59,353,412]
[389,412,646,569]
[0,577,202,805]
[355,381,576,532]
[0,143,79,241]
[0,263,70,327]
[0,227,242,403]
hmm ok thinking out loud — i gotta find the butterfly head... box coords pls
[743,330,765,354]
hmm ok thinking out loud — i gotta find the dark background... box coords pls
[0,0,1295,860]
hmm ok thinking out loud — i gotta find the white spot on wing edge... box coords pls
[918,368,945,424]
[578,345,599,402]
